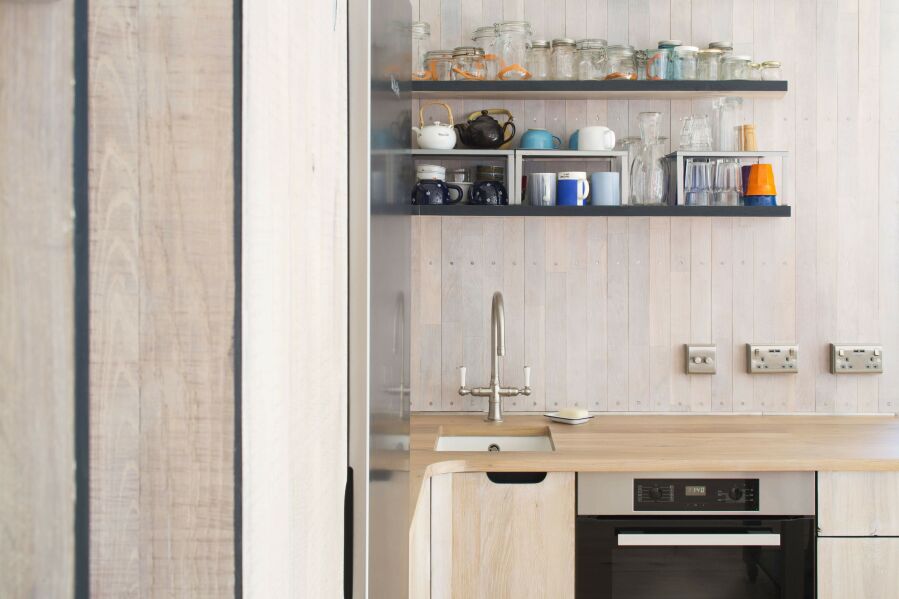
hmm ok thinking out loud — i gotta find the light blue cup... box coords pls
[590,172,621,206]
[569,130,579,150]
[520,128,562,150]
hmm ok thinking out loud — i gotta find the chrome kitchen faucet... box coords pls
[458,291,531,422]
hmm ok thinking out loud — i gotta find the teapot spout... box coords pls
[411,126,421,135]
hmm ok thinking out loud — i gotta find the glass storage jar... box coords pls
[635,49,648,80]
[495,21,533,80]
[760,60,783,80]
[644,47,671,80]
[410,21,432,80]
[472,26,499,80]
[697,48,722,80]
[425,50,454,81]
[673,45,698,80]
[551,38,577,80]
[527,40,552,80]
[451,47,486,80]
[749,62,762,80]
[605,44,636,80]
[658,40,682,78]
[720,54,752,79]
[576,39,608,80]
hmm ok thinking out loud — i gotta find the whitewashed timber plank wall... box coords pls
[410,0,899,414]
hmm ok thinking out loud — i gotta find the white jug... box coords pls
[577,126,616,151]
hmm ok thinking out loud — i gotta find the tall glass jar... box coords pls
[605,44,636,80]
[472,26,499,80]
[410,22,431,80]
[495,21,533,80]
[551,38,577,80]
[673,45,698,80]
[697,48,722,80]
[451,47,486,80]
[527,40,552,80]
[576,39,608,80]
[644,48,671,80]
[708,41,733,76]
[658,40,682,78]
[425,50,454,81]
[720,55,752,79]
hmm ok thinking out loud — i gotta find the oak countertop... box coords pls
[410,413,899,503]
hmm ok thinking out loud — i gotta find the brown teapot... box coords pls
[454,108,516,149]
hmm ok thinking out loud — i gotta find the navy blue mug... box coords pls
[470,180,509,205]
[411,180,464,205]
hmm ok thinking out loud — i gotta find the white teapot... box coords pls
[412,102,457,150]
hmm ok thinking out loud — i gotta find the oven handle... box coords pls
[617,533,781,547]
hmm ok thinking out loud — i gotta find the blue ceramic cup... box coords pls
[589,172,621,206]
[557,178,590,206]
[568,130,579,150]
[520,129,562,150]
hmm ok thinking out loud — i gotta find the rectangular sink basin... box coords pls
[435,434,554,452]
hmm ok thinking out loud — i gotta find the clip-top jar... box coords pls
[425,50,453,81]
[605,44,636,80]
[528,40,552,80]
[551,38,577,80]
[760,60,782,80]
[410,22,431,80]
[494,21,533,80]
[697,48,722,80]
[720,54,752,79]
[451,47,486,80]
[472,26,499,80]
[673,45,698,80]
[576,39,608,80]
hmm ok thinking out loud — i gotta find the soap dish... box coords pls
[544,412,594,425]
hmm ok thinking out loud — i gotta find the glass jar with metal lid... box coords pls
[494,21,533,80]
[697,48,722,80]
[658,40,682,78]
[708,41,733,55]
[720,54,752,79]
[673,45,699,80]
[528,40,552,80]
[760,60,783,80]
[425,50,454,81]
[451,47,487,80]
[472,26,499,80]
[551,38,577,80]
[605,44,636,80]
[576,38,608,80]
[410,22,432,80]
[643,47,671,80]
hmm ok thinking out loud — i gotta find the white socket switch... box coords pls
[747,344,798,373]
[831,344,883,374]
[686,345,717,374]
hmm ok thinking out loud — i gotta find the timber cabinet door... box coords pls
[431,472,575,599]
[817,538,899,599]
[818,472,899,536]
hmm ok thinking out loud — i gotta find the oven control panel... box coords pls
[634,478,760,511]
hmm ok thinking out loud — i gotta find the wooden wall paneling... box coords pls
[502,218,527,408]
[649,218,671,411]
[545,218,569,412]
[880,0,899,413]
[751,219,777,412]
[711,219,734,411]
[503,0,525,20]
[627,218,651,410]
[0,1,75,596]
[442,218,465,410]
[412,218,423,410]
[524,217,547,411]
[88,0,141,593]
[587,219,610,410]
[441,0,463,49]
[669,218,692,410]
[483,0,503,23]
[418,217,444,410]
[607,218,630,409]
[689,218,712,411]
[541,0,564,40]
[606,0,629,152]
[731,219,755,411]
[566,220,589,408]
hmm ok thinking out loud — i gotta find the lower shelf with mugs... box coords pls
[414,204,792,217]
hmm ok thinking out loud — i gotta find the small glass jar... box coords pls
[658,40,682,78]
[495,21,532,80]
[635,49,648,80]
[643,48,671,80]
[451,47,486,80]
[410,22,431,80]
[697,48,722,80]
[605,44,636,80]
[720,54,752,79]
[425,50,454,81]
[673,45,698,80]
[708,41,733,56]
[551,38,577,80]
[527,40,552,80]
[576,38,608,80]
[748,62,762,80]
[472,26,499,80]
[760,60,783,80]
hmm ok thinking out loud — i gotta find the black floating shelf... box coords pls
[411,79,787,100]
[414,204,791,217]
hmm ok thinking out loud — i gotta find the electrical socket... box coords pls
[686,345,717,374]
[747,344,799,374]
[830,344,883,374]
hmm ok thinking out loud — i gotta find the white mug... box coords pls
[577,126,616,151]
[526,173,557,206]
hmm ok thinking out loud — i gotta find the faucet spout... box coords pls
[491,292,505,358]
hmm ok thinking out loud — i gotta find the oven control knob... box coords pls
[649,487,662,501]
[729,487,744,501]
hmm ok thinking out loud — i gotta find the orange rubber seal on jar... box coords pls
[497,63,532,80]
[451,66,486,80]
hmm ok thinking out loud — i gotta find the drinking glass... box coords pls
[713,159,742,206]
[712,96,743,151]
[684,159,713,206]
[678,115,713,151]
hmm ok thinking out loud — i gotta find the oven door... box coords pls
[576,516,815,599]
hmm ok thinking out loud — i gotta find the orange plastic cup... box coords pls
[745,163,777,196]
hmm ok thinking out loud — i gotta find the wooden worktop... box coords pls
[410,413,899,501]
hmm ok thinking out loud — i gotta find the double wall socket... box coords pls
[686,345,717,374]
[747,344,798,373]
[831,344,883,374]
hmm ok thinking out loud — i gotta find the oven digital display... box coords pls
[685,485,706,496]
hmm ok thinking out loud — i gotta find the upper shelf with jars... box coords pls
[409,21,786,100]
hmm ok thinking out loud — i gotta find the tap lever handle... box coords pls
[459,365,467,388]
[523,365,531,388]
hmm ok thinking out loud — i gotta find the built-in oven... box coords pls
[576,472,816,599]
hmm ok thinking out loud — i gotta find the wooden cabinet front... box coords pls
[818,538,899,599]
[818,472,899,536]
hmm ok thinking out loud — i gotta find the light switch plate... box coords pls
[830,344,883,374]
[686,345,717,374]
[747,344,798,373]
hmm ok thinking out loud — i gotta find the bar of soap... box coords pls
[558,407,589,419]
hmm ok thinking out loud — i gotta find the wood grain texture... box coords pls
[0,1,76,597]
[818,538,899,599]
[89,0,235,596]
[409,0,899,415]
[242,0,348,597]
[818,472,899,536]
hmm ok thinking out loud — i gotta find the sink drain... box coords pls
[487,443,501,452]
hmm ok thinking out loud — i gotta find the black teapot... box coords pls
[454,109,516,149]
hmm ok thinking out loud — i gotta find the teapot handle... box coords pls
[464,107,514,123]
[419,101,454,127]
[501,120,517,145]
